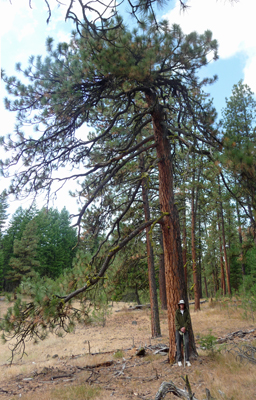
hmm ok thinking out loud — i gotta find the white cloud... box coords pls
[243,48,256,93]
[164,0,256,92]
[19,21,38,41]
[0,0,36,36]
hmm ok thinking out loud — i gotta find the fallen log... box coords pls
[189,300,207,305]
[77,360,114,369]
[51,373,74,380]
[154,377,217,400]
[217,329,255,344]
[155,378,199,400]
[128,304,151,310]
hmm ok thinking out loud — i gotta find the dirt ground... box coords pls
[0,300,256,400]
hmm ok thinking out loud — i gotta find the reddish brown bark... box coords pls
[159,231,167,310]
[146,92,197,361]
[218,178,231,295]
[140,154,161,338]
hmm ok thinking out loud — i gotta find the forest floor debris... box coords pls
[0,299,256,399]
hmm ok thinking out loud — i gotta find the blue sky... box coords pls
[1,0,256,220]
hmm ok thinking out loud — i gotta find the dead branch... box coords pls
[77,360,114,369]
[154,379,199,400]
[189,300,207,305]
[51,373,74,380]
[128,304,151,310]
[226,343,256,364]
[204,388,216,400]
[114,362,126,376]
[217,329,255,344]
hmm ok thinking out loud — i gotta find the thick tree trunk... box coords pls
[191,186,200,311]
[159,230,167,310]
[218,177,231,295]
[146,92,197,361]
[140,154,161,338]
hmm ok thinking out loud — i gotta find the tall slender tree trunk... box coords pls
[204,271,209,298]
[236,202,246,276]
[135,283,141,305]
[212,268,217,295]
[182,198,188,288]
[191,186,200,311]
[203,219,209,298]
[198,209,203,299]
[159,230,167,310]
[217,214,226,295]
[140,154,161,338]
[146,92,197,361]
[218,176,231,295]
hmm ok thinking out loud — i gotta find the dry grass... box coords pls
[8,384,102,400]
[1,299,256,400]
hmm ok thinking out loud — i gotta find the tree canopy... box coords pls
[2,20,218,220]
[1,19,220,360]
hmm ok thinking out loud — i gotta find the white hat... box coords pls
[178,300,185,305]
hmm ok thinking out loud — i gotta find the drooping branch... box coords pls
[64,214,165,302]
[74,141,157,229]
[90,178,143,263]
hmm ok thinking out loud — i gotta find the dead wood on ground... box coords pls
[217,328,255,343]
[226,342,256,364]
[154,377,199,400]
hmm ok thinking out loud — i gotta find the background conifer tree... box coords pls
[7,219,40,290]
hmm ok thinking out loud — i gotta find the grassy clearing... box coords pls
[8,385,101,400]
[1,299,256,399]
[201,352,256,400]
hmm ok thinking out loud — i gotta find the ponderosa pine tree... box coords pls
[221,81,256,241]
[1,20,219,361]
[139,153,161,337]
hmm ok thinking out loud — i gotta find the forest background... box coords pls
[0,0,256,364]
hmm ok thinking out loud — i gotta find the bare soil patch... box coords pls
[0,300,255,400]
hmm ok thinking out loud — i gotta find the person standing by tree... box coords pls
[175,299,191,367]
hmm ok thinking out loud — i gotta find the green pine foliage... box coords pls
[1,206,36,291]
[34,207,77,278]
[0,192,9,291]
[221,81,256,230]
[1,19,218,207]
[1,206,77,291]
[6,219,40,289]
